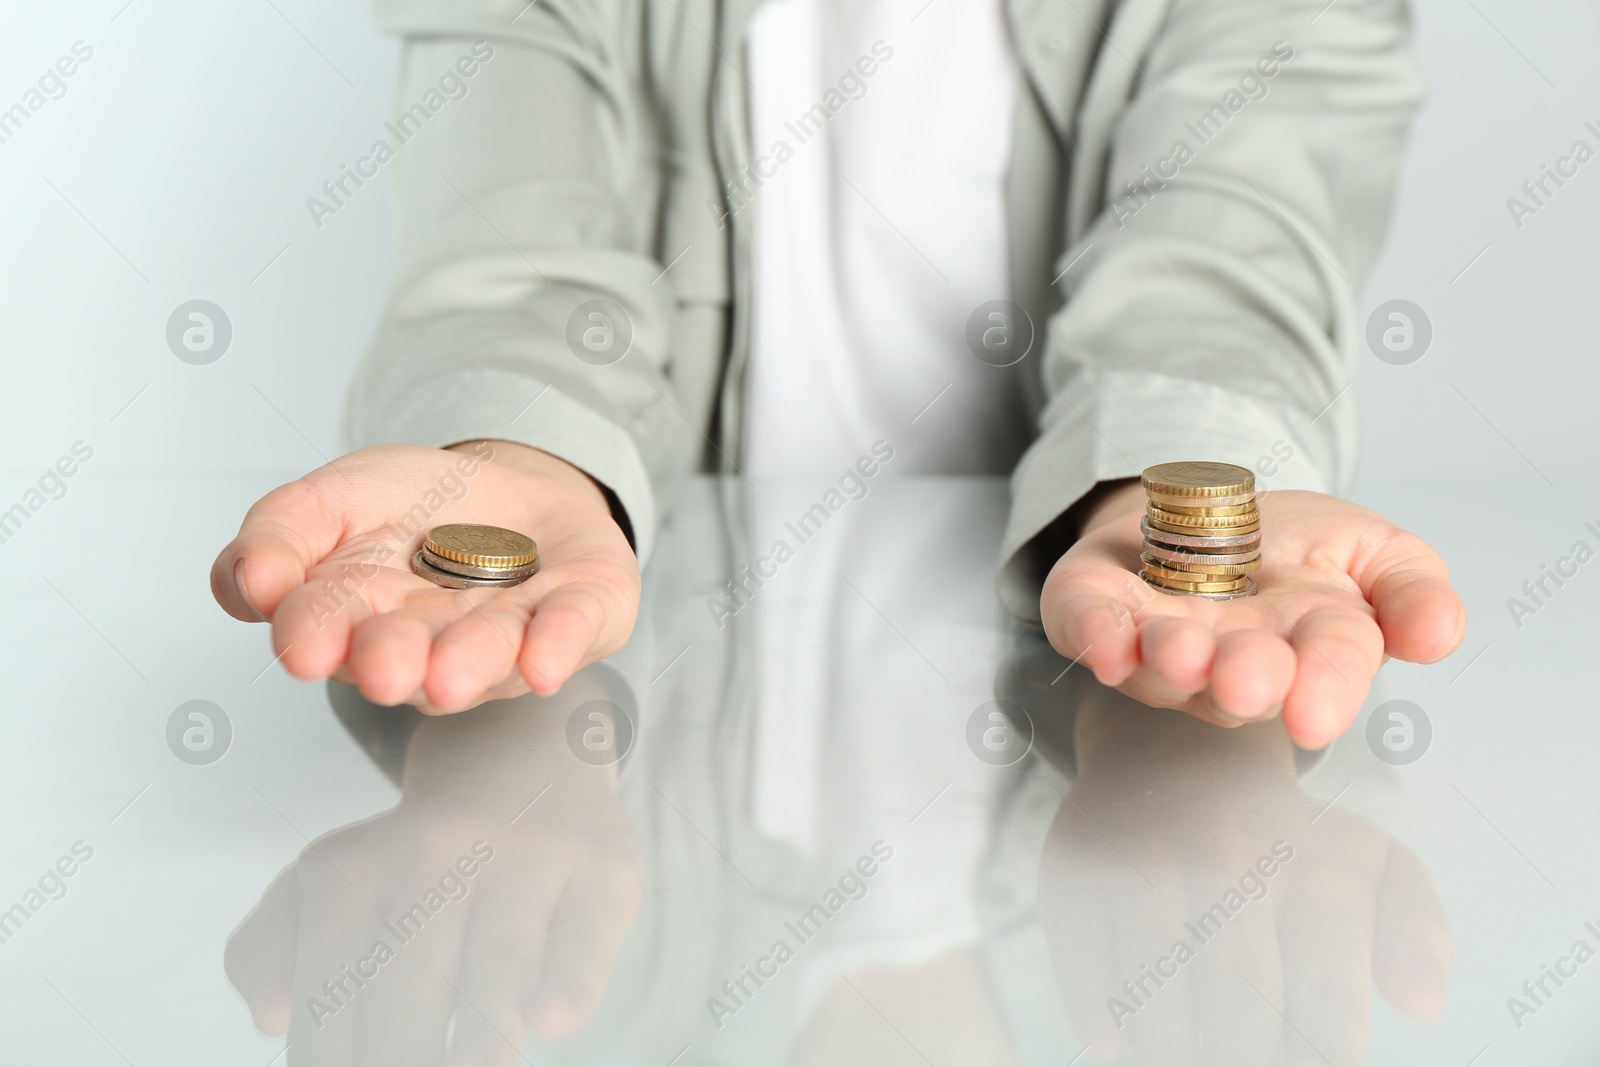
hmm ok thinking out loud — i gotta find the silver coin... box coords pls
[1145,537,1262,560]
[411,550,531,590]
[1143,542,1262,567]
[421,544,540,581]
[1142,575,1258,600]
[1141,517,1263,550]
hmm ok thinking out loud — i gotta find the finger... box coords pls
[1357,531,1465,664]
[1280,607,1383,750]
[1277,851,1378,1066]
[449,873,568,1067]
[1043,587,1144,687]
[519,586,610,696]
[1207,629,1295,721]
[1372,841,1453,1021]
[283,849,371,1067]
[212,481,342,621]
[426,600,530,712]
[1188,880,1282,1067]
[1117,877,1201,1067]
[525,860,643,1039]
[270,577,370,682]
[1129,616,1216,699]
[223,865,303,1036]
[348,900,471,1067]
[348,610,442,707]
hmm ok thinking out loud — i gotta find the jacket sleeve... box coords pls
[996,0,1427,621]
[340,0,706,566]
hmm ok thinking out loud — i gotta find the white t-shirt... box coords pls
[741,0,1027,477]
[738,0,1025,1019]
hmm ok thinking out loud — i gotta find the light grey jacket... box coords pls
[342,0,1425,620]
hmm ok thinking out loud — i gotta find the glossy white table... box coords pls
[1,473,1594,1065]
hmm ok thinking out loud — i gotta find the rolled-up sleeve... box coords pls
[341,0,703,566]
[997,0,1427,620]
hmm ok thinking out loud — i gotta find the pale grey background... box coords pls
[0,0,1594,490]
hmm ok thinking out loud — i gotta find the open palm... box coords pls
[211,443,640,712]
[1041,489,1465,747]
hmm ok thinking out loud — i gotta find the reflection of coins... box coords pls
[1141,461,1254,498]
[424,524,539,568]
[412,550,533,590]
[1140,553,1260,579]
[420,545,539,581]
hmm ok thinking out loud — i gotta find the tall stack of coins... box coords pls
[411,523,540,590]
[1138,462,1260,601]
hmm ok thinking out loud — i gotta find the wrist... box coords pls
[1075,478,1145,536]
[445,439,609,510]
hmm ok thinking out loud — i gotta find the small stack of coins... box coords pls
[1138,462,1260,600]
[411,523,540,590]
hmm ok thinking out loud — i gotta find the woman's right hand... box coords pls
[210,440,641,713]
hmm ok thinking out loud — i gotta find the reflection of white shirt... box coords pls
[741,0,1026,478]
[746,477,1016,1019]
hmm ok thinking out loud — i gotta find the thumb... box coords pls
[1372,840,1453,1020]
[223,864,304,1035]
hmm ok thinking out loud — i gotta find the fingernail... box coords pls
[234,558,263,620]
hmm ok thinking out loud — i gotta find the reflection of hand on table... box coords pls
[224,685,643,1065]
[1037,688,1452,1066]
[1042,483,1465,747]
[211,440,640,713]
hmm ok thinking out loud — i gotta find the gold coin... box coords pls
[421,544,540,581]
[1147,506,1259,529]
[1147,517,1260,538]
[1141,574,1249,595]
[424,523,539,569]
[1139,568,1249,593]
[1144,576,1258,601]
[1141,461,1254,499]
[1147,503,1259,526]
[1147,489,1256,510]
[1144,500,1257,517]
[1140,553,1260,579]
